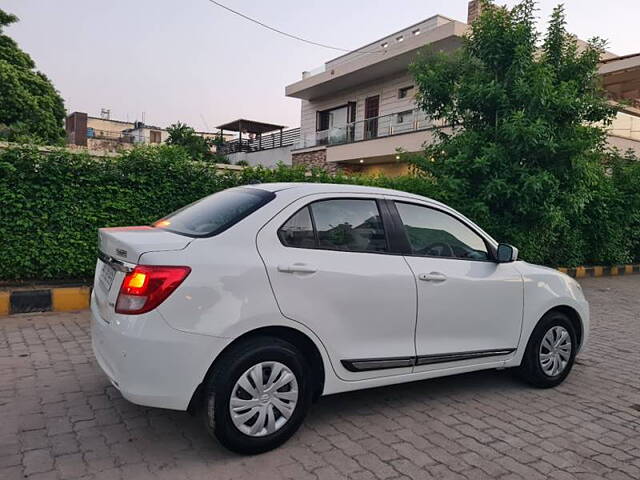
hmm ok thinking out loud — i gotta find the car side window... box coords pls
[278,206,315,248]
[278,199,387,253]
[311,199,387,252]
[395,202,488,260]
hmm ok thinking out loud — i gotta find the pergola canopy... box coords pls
[216,119,286,135]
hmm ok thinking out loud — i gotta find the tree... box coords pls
[0,9,66,144]
[408,0,621,266]
[166,122,226,162]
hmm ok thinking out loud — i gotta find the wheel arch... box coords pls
[188,325,326,413]
[542,305,583,349]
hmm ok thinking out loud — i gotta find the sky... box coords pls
[3,0,639,131]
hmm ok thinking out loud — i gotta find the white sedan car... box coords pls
[91,183,589,453]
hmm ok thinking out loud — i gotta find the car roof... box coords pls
[245,182,444,204]
[243,182,497,246]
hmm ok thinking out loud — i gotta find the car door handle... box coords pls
[418,272,447,282]
[277,263,318,274]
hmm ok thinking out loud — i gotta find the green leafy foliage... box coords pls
[165,122,227,163]
[1,139,637,282]
[409,0,635,266]
[0,9,66,144]
[0,145,442,282]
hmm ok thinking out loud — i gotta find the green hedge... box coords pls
[0,145,441,281]
[1,145,639,282]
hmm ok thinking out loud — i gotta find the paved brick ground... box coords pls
[1,275,640,480]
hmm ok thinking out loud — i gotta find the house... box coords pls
[66,111,136,151]
[65,111,228,153]
[284,1,640,175]
[601,54,640,153]
[125,122,169,145]
[216,119,299,167]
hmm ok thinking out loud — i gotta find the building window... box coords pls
[396,35,404,43]
[150,130,162,143]
[317,106,349,132]
[412,28,420,36]
[317,104,357,145]
[381,42,388,49]
[396,110,413,124]
[398,86,414,99]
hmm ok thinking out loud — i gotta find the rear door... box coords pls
[256,194,417,380]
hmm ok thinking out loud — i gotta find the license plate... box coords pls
[98,262,116,293]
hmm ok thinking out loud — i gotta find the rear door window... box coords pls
[154,187,274,237]
[312,199,387,252]
[278,198,387,253]
[278,207,315,248]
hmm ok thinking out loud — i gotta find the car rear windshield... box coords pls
[153,187,275,237]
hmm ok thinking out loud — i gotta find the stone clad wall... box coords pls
[291,148,338,173]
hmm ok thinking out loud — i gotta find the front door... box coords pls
[256,194,417,380]
[364,95,379,139]
[390,200,524,371]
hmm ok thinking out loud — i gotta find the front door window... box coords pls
[395,203,488,260]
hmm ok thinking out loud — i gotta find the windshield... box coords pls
[153,187,275,237]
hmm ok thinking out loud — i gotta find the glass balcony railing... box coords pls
[608,111,640,142]
[295,109,435,149]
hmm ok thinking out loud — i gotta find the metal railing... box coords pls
[87,129,135,143]
[295,109,434,149]
[218,128,300,155]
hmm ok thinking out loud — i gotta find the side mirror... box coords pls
[497,243,518,263]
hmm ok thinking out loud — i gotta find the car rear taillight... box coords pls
[115,265,191,314]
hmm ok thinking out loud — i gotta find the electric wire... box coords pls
[206,0,383,54]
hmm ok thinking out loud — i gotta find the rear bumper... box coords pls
[90,292,229,410]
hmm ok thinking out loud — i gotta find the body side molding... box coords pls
[342,349,516,372]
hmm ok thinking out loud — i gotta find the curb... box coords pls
[0,286,91,316]
[1,263,639,316]
[557,264,640,278]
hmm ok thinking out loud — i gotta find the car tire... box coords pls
[203,336,312,454]
[517,311,577,388]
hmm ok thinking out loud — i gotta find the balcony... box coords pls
[87,128,134,143]
[218,127,300,155]
[295,109,435,150]
[609,111,640,142]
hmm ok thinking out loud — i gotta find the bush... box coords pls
[1,144,637,283]
[0,145,442,282]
